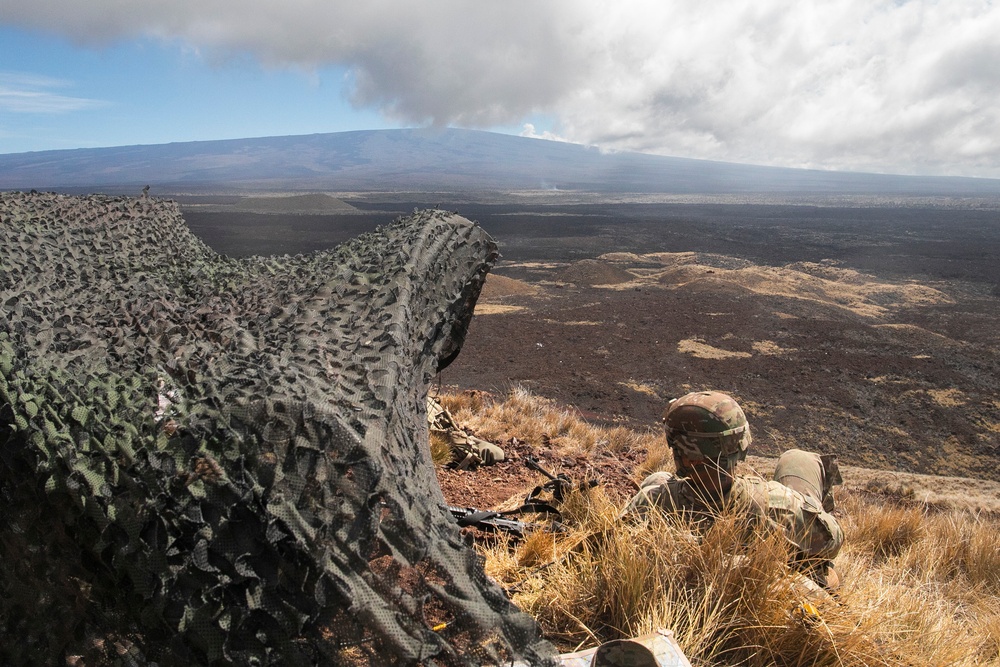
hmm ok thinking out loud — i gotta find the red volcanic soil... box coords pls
[435,431,645,513]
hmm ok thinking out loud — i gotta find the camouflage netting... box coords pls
[0,192,555,666]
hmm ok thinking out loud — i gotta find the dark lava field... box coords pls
[181,196,1000,482]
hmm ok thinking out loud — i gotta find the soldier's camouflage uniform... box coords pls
[627,448,844,581]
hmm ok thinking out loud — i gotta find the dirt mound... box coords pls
[480,273,539,299]
[643,252,754,271]
[556,259,634,286]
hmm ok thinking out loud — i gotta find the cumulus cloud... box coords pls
[3,0,999,176]
[554,1,1000,176]
[0,72,107,113]
[520,123,569,144]
[2,1,588,126]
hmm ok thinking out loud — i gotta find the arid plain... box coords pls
[181,193,1000,491]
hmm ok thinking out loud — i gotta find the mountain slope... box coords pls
[3,128,1000,196]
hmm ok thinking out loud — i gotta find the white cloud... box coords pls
[3,0,1000,176]
[550,1,1000,176]
[520,123,569,144]
[0,72,107,113]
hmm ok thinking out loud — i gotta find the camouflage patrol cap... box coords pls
[663,391,751,467]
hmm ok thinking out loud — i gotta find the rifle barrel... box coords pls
[525,456,558,480]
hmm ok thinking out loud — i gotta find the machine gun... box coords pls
[445,459,595,539]
[445,506,566,540]
[524,456,599,508]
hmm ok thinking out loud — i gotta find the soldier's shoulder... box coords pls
[631,471,693,513]
[759,478,825,515]
[732,473,769,494]
[730,474,771,511]
[638,470,680,489]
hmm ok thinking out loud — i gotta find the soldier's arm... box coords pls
[622,471,681,519]
[766,480,844,561]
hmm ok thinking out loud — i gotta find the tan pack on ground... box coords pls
[427,395,505,469]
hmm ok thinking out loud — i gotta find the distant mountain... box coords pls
[1,128,999,196]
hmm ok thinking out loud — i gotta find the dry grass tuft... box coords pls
[484,493,899,666]
[864,477,917,500]
[440,386,1000,666]
[977,607,1000,663]
[516,530,558,569]
[900,511,1000,594]
[440,386,648,456]
[962,518,1000,594]
[481,490,1000,665]
[429,430,454,467]
[846,498,926,561]
[632,434,673,482]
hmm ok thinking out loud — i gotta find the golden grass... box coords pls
[439,386,650,456]
[438,387,1000,666]
[845,497,926,561]
[677,338,752,360]
[474,303,527,315]
[429,430,454,467]
[487,492,889,666]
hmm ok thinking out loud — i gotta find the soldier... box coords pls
[625,391,844,589]
[427,395,505,469]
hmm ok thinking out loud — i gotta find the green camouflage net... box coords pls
[0,192,555,666]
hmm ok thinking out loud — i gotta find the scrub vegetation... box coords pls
[437,388,1000,666]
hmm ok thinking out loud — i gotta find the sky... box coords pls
[1,0,999,178]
